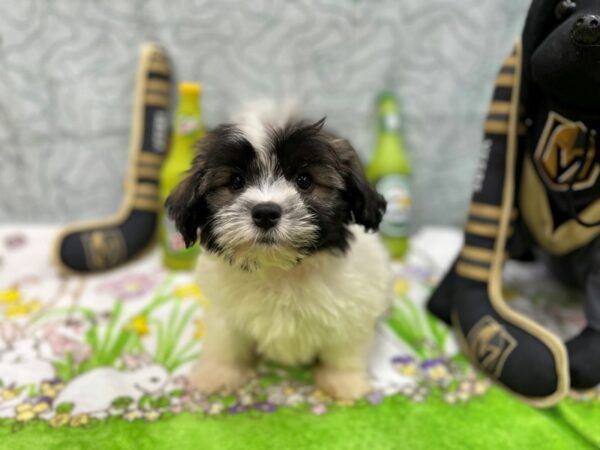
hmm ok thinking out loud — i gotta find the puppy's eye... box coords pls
[555,0,576,20]
[230,175,245,191]
[295,174,312,191]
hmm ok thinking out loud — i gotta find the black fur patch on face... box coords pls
[271,119,386,255]
[166,124,257,251]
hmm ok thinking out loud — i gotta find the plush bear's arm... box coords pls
[457,47,525,282]
[428,45,524,322]
[428,42,569,406]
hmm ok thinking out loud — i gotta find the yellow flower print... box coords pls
[283,387,296,396]
[16,410,36,422]
[0,289,21,304]
[173,283,202,299]
[1,387,20,401]
[15,402,48,422]
[398,364,418,377]
[430,366,448,380]
[425,363,450,382]
[5,299,42,318]
[336,399,355,407]
[32,401,50,414]
[473,380,488,396]
[208,403,224,415]
[173,283,209,307]
[128,316,150,336]
[311,389,332,403]
[144,410,160,421]
[124,410,142,421]
[49,414,71,427]
[0,287,43,318]
[41,381,65,398]
[392,356,420,377]
[239,393,253,406]
[193,319,205,340]
[16,403,32,414]
[70,414,90,427]
[394,280,409,296]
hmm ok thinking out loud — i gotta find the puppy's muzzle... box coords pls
[252,202,282,230]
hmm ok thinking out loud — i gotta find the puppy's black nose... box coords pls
[252,202,282,230]
[572,15,600,45]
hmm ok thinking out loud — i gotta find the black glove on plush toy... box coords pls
[53,43,172,272]
[429,0,600,407]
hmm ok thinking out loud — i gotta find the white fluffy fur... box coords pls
[192,225,394,400]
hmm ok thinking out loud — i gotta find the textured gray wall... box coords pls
[0,0,529,225]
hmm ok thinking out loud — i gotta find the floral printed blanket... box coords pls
[0,225,598,450]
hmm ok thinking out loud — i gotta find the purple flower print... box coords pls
[96,273,159,300]
[421,358,451,384]
[3,233,26,251]
[227,404,247,414]
[366,391,385,405]
[255,402,277,413]
[43,322,91,363]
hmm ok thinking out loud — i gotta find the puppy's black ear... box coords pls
[332,138,386,231]
[165,170,207,247]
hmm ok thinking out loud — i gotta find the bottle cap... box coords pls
[377,90,398,105]
[378,90,396,98]
[178,82,202,95]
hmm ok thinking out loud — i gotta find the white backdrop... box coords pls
[0,0,529,226]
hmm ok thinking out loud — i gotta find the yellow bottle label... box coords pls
[377,175,411,237]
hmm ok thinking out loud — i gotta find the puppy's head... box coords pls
[525,0,600,111]
[166,109,385,271]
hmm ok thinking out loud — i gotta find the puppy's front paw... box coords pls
[189,360,256,395]
[314,366,371,400]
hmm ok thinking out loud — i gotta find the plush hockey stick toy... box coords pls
[53,43,172,272]
[429,0,600,407]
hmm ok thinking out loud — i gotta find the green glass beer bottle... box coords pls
[366,91,412,259]
[159,82,204,270]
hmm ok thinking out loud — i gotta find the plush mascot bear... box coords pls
[428,0,600,407]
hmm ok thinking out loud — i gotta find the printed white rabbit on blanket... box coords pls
[0,344,55,388]
[51,353,169,418]
[0,323,55,388]
[0,324,57,418]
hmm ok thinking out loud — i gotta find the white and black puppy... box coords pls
[167,103,394,400]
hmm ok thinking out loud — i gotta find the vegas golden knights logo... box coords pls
[535,112,600,192]
[81,229,127,270]
[467,316,517,377]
